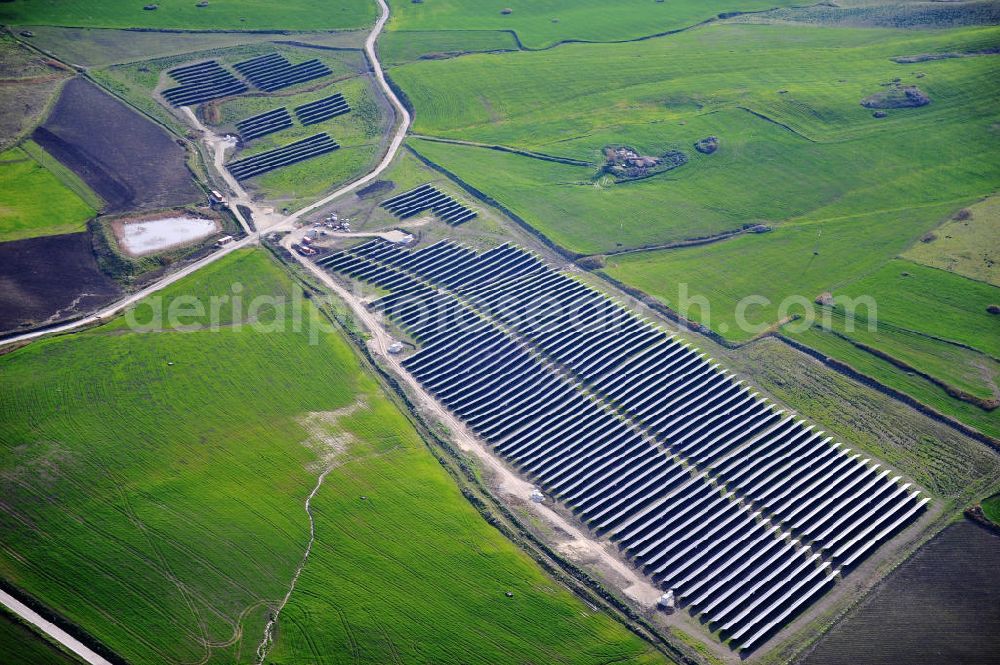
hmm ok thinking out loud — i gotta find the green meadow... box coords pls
[0,0,376,31]
[394,24,999,253]
[903,195,1000,286]
[0,142,99,242]
[379,29,519,66]
[385,0,801,48]
[265,394,665,665]
[390,19,1000,438]
[0,249,667,664]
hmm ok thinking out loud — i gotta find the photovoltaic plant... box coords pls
[226,133,339,180]
[162,60,247,107]
[233,53,332,92]
[235,107,293,141]
[315,239,929,652]
[380,184,477,225]
[294,93,352,125]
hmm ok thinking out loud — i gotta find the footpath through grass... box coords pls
[0,248,667,664]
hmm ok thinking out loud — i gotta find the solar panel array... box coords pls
[295,93,351,125]
[316,239,929,652]
[235,107,293,141]
[226,133,339,180]
[234,53,331,92]
[380,184,477,225]
[162,60,247,107]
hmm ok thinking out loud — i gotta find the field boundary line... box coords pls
[778,333,1000,452]
[410,134,592,166]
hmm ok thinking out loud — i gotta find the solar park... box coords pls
[162,60,247,107]
[234,53,332,92]
[314,239,929,652]
[235,107,293,141]
[295,93,352,125]
[380,184,477,225]
[226,133,339,181]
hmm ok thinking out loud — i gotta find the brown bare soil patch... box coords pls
[0,231,121,335]
[32,77,201,213]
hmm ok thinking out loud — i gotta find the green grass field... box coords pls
[0,0,376,31]
[903,195,1000,286]
[379,30,519,66]
[787,325,1000,441]
[0,249,667,664]
[983,493,1000,524]
[395,25,999,254]
[385,0,801,48]
[834,259,1000,360]
[0,142,99,242]
[264,393,665,665]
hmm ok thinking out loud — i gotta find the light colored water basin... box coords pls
[119,216,218,256]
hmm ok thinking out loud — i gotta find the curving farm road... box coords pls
[0,0,410,660]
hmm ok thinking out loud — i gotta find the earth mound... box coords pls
[602,145,687,182]
[694,136,719,154]
[861,84,930,109]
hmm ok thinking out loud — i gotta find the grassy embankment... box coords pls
[983,493,1000,525]
[0,249,667,664]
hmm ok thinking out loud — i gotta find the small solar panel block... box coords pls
[380,184,477,225]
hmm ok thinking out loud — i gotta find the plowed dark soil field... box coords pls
[0,231,121,334]
[32,77,200,213]
[801,520,1000,665]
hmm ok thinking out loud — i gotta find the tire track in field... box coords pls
[104,466,212,660]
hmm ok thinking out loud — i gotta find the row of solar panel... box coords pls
[233,53,331,92]
[315,239,928,652]
[235,108,293,141]
[380,184,477,225]
[163,60,247,107]
[163,53,333,108]
[233,93,353,144]
[295,93,351,125]
[226,133,339,180]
